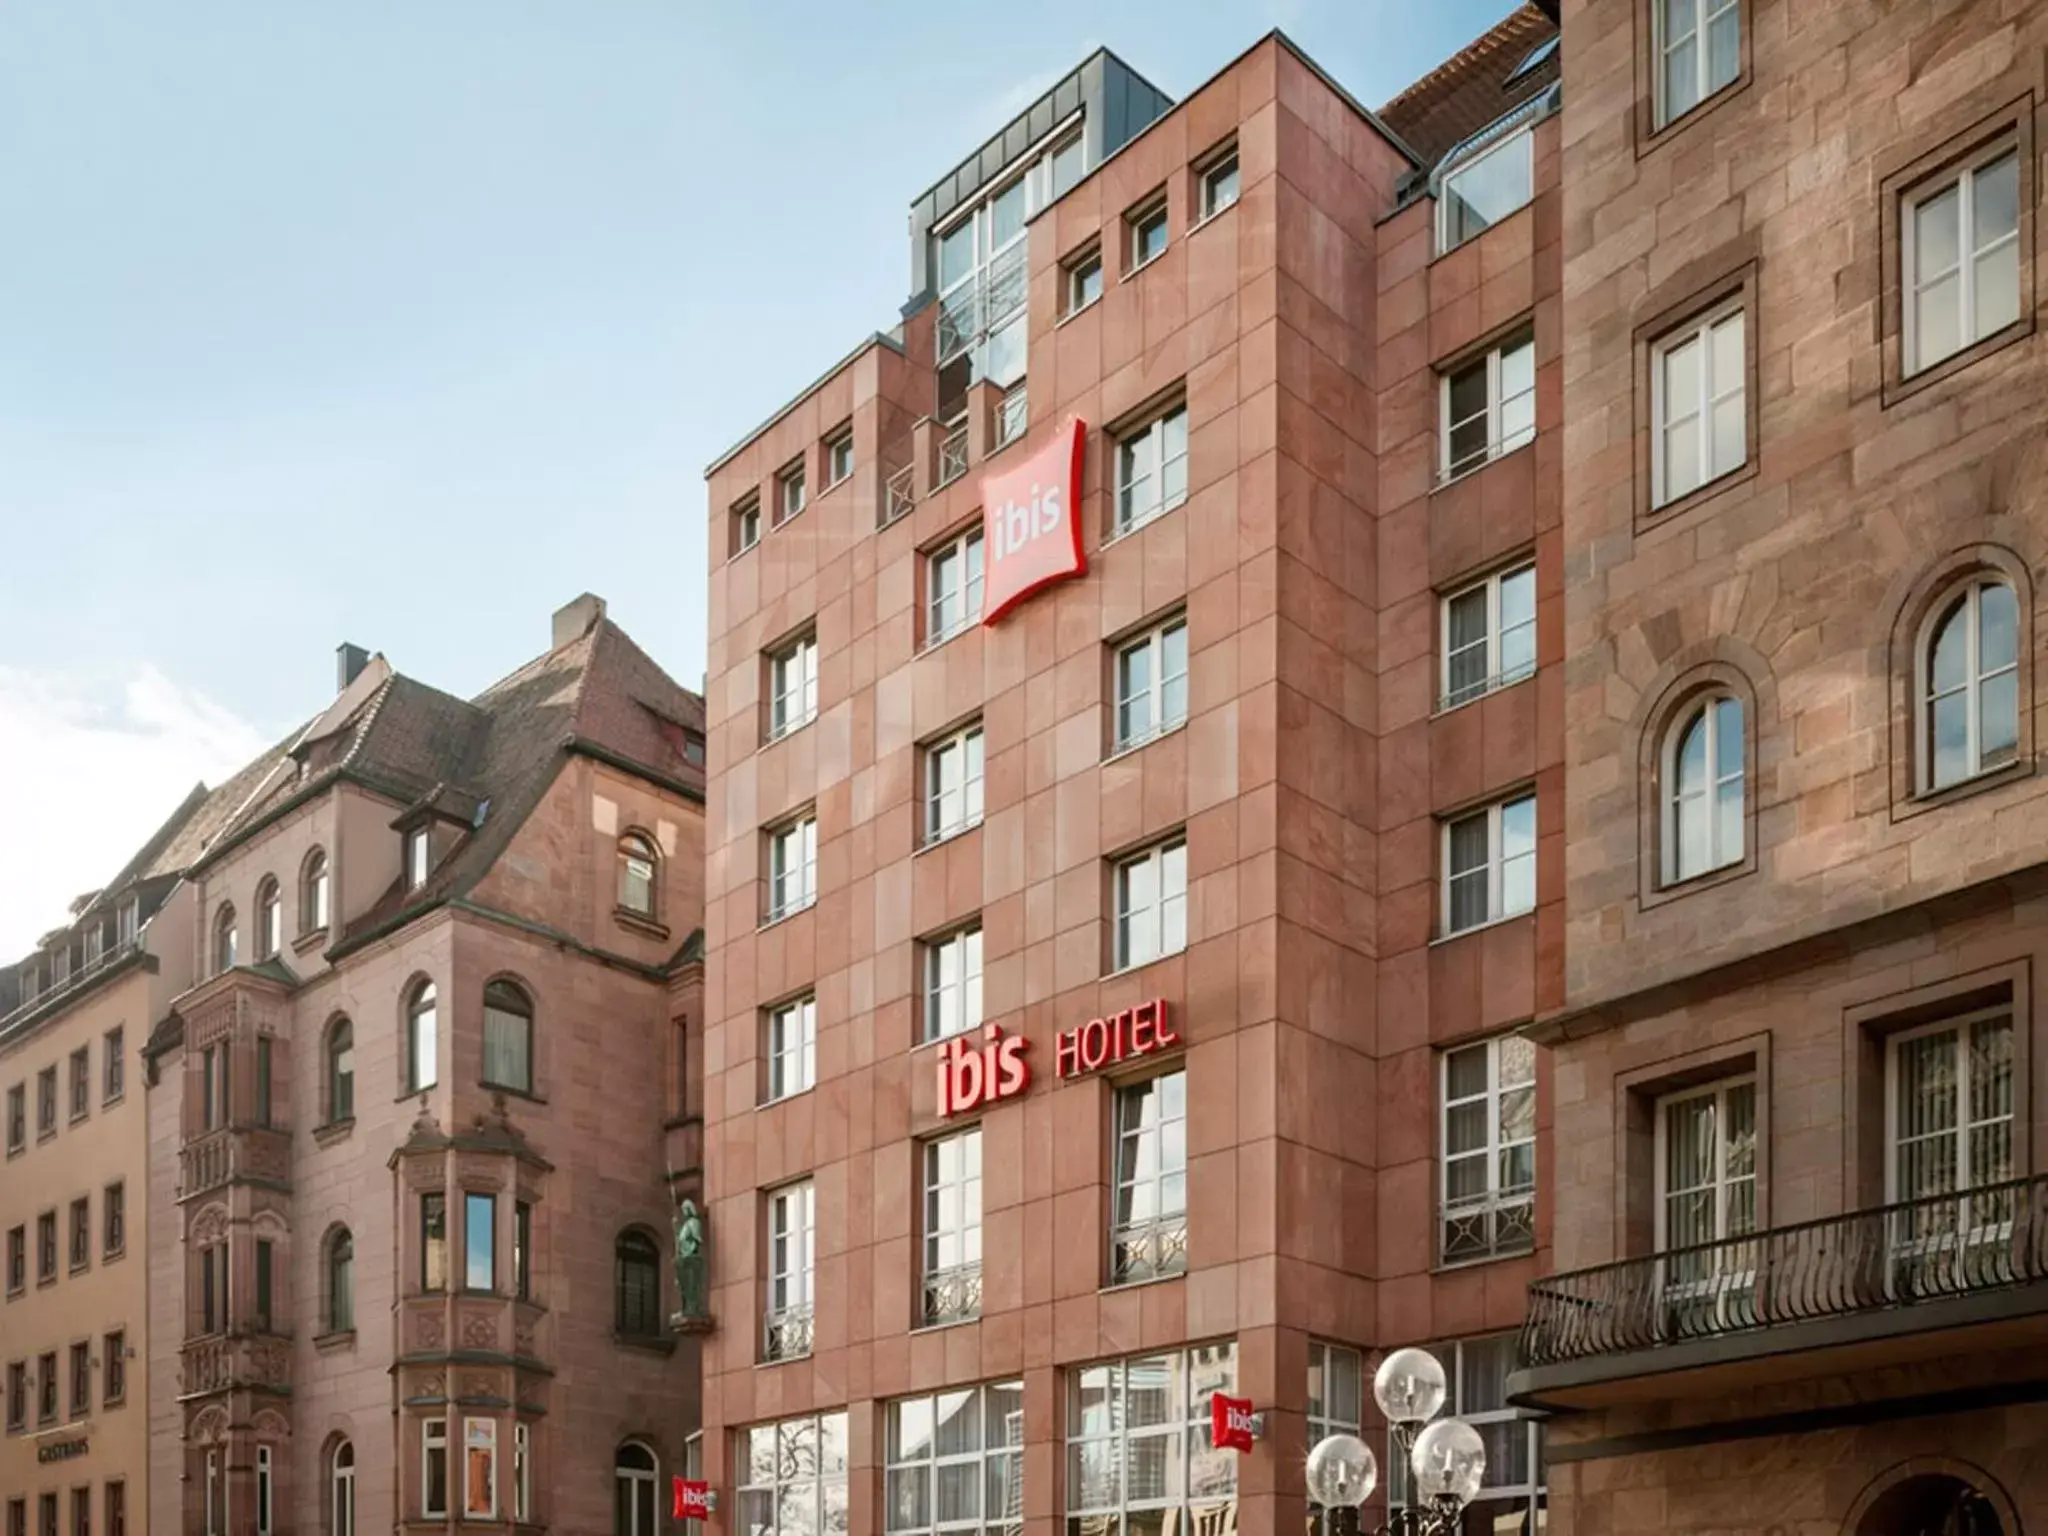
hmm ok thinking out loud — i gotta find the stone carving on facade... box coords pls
[414,1311,446,1348]
[190,1404,229,1444]
[253,1407,292,1441]
[673,1196,710,1327]
[461,1312,498,1349]
[190,1202,230,1245]
[514,1320,537,1356]
[460,1372,494,1399]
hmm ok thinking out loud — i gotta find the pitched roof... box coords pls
[1377,3,1560,169]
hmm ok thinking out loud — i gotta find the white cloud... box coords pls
[0,665,270,958]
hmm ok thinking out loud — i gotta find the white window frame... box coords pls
[1440,793,1536,936]
[737,1413,849,1536]
[1306,1342,1365,1536]
[1653,1075,1759,1327]
[1198,146,1240,222]
[331,1441,356,1536]
[1113,836,1188,971]
[256,1445,272,1535]
[422,1417,449,1518]
[117,898,138,944]
[766,814,818,923]
[258,882,281,958]
[923,724,985,845]
[1650,302,1746,508]
[1127,197,1169,272]
[826,428,855,488]
[884,1382,1023,1536]
[733,493,762,556]
[1066,246,1104,316]
[1064,1344,1238,1535]
[463,1418,498,1520]
[1885,1007,2015,1220]
[617,1442,660,1536]
[1111,1071,1189,1283]
[1435,128,1533,254]
[1918,579,2021,793]
[1439,562,1535,711]
[921,1128,983,1325]
[1439,1035,1537,1265]
[1386,1337,1544,1522]
[765,1180,816,1361]
[205,1450,222,1536]
[768,633,820,740]
[1904,145,2022,376]
[1113,404,1189,536]
[1439,329,1536,482]
[922,925,983,1044]
[405,828,431,891]
[764,996,817,1104]
[926,528,985,646]
[779,461,807,522]
[1654,0,1741,130]
[1662,692,1745,884]
[513,1424,531,1522]
[1114,615,1189,751]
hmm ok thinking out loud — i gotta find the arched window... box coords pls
[405,981,439,1093]
[615,1231,661,1337]
[256,878,282,960]
[214,905,238,974]
[618,833,659,918]
[615,1441,658,1536]
[303,849,331,934]
[1854,1471,2007,1535]
[1663,692,1744,883]
[328,1228,354,1334]
[1922,579,2020,791]
[482,980,533,1095]
[331,1438,356,1536]
[327,1018,354,1123]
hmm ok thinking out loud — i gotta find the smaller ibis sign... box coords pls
[1210,1393,1262,1453]
[673,1479,713,1521]
[981,417,1087,624]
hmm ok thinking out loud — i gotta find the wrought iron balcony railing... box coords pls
[997,386,1028,449]
[936,423,970,488]
[1112,1214,1189,1285]
[1519,1173,2048,1370]
[763,1301,814,1363]
[922,1263,982,1327]
[883,464,915,528]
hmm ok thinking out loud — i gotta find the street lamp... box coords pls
[1304,1348,1486,1536]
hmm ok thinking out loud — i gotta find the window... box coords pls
[923,723,985,844]
[1442,792,1536,935]
[102,1028,123,1105]
[199,1244,225,1332]
[255,1238,274,1328]
[117,898,137,944]
[1113,836,1187,971]
[1114,404,1188,535]
[256,877,281,959]
[38,1497,54,1536]
[921,926,983,1043]
[1437,128,1533,252]
[482,980,534,1094]
[199,1044,222,1131]
[1441,563,1535,710]
[514,1424,532,1523]
[464,1419,498,1520]
[616,1440,662,1536]
[732,492,762,557]
[1889,1007,2013,1225]
[765,1179,816,1361]
[515,1202,532,1301]
[103,1182,123,1260]
[69,1341,88,1418]
[102,1487,122,1536]
[256,1446,272,1535]
[38,1065,56,1136]
[1111,1071,1188,1282]
[768,633,820,740]
[1656,1077,1758,1328]
[1065,1344,1238,1536]
[5,1361,20,1431]
[826,427,855,487]
[255,1035,272,1127]
[1663,693,1745,882]
[1651,303,1745,508]
[1306,1343,1365,1536]
[1655,0,1740,128]
[331,1442,356,1536]
[778,461,807,523]
[406,827,432,890]
[885,1382,1021,1536]
[1065,245,1104,315]
[103,1332,125,1407]
[926,528,985,645]
[1440,1035,1537,1263]
[6,1085,21,1152]
[68,1048,88,1122]
[764,995,817,1103]
[618,833,658,917]
[68,1197,88,1272]
[767,814,819,922]
[408,980,438,1092]
[921,1129,982,1324]
[1198,145,1240,220]
[737,1415,847,1536]
[422,1193,448,1292]
[1906,147,2025,374]
[38,1210,56,1283]
[423,1418,450,1518]
[615,1229,662,1337]
[1126,196,1168,271]
[1921,579,2019,791]
[213,904,237,973]
[328,1228,354,1332]
[303,850,330,932]
[4,1501,16,1536]
[465,1193,496,1292]
[325,1017,354,1123]
[37,1351,56,1424]
[1441,328,1536,481]
[1386,1338,1544,1528]
[1115,615,1189,750]
[6,1226,21,1294]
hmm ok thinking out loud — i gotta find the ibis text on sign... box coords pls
[980,417,1088,624]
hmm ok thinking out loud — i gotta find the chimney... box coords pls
[552,593,607,650]
[336,643,370,691]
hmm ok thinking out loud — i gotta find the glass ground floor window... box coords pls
[1387,1335,1544,1534]
[886,1380,1024,1536]
[1066,1342,1238,1536]
[737,1412,849,1536]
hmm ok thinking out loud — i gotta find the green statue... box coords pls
[674,1198,708,1320]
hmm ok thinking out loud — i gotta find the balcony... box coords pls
[763,1302,813,1363]
[882,464,915,529]
[179,1126,293,1200]
[3,935,143,1029]
[1512,1174,2048,1409]
[996,385,1027,449]
[179,1332,292,1399]
[936,423,969,489]
[921,1263,982,1328]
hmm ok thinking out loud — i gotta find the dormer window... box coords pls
[406,828,432,891]
[117,898,138,944]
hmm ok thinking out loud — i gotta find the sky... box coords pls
[0,0,1519,958]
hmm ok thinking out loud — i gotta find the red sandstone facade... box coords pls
[700,18,1563,1536]
[139,597,706,1533]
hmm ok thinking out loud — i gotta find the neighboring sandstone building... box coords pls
[1515,0,2048,1529]
[698,11,1563,1536]
[139,596,707,1533]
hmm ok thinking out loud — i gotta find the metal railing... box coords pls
[763,1302,814,1362]
[937,243,1028,365]
[997,386,1028,448]
[883,464,916,527]
[1112,1215,1189,1285]
[1520,1173,2048,1369]
[1439,657,1537,713]
[3,935,143,1030]
[922,1263,983,1327]
[936,423,970,488]
[1443,1191,1535,1266]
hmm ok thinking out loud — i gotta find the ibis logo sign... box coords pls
[935,999,1180,1118]
[981,417,1088,624]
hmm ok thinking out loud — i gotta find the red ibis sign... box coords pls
[673,1478,712,1521]
[981,416,1087,624]
[935,1000,1179,1118]
[1211,1393,1261,1453]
